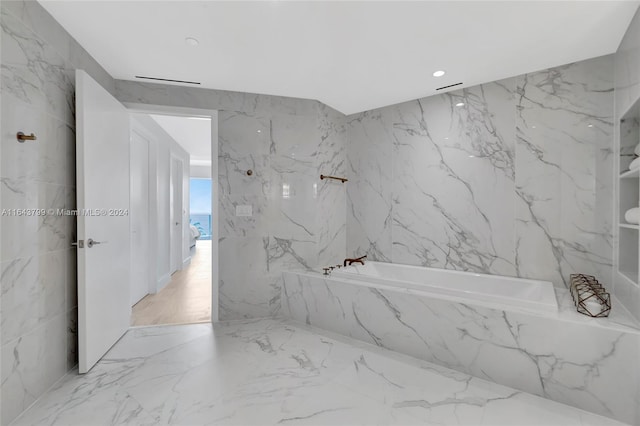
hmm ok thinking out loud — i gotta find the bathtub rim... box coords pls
[282,270,640,335]
[331,261,557,311]
[285,269,558,318]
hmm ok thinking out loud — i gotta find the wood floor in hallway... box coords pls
[131,239,211,326]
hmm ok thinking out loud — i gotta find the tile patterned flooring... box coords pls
[11,319,626,425]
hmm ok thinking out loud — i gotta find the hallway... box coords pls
[131,240,212,326]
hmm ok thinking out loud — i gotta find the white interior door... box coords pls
[76,70,131,374]
[130,130,150,306]
[170,156,183,274]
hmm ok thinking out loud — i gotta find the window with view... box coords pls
[190,178,212,240]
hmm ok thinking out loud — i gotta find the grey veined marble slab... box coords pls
[346,55,614,290]
[282,271,640,425]
[12,319,628,425]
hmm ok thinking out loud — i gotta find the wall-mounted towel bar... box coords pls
[320,174,348,183]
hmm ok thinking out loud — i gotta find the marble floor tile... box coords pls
[11,319,626,426]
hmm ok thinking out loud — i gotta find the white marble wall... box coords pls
[0,1,115,424]
[614,8,640,321]
[347,56,614,289]
[282,271,640,425]
[117,83,348,321]
[218,106,346,319]
[516,59,614,288]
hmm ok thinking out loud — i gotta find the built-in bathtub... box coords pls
[281,263,640,425]
[332,261,558,314]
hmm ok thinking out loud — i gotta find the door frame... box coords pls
[130,120,156,296]
[170,153,184,274]
[124,104,219,322]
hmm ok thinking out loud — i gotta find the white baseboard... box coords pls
[182,256,191,269]
[157,273,171,292]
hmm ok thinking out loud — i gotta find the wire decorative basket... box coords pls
[569,274,611,318]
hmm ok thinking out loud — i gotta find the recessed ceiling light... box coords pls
[433,70,445,77]
[185,37,199,46]
[588,124,593,128]
[456,102,465,107]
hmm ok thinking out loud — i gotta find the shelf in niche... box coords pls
[620,224,640,230]
[620,169,640,179]
[617,96,640,293]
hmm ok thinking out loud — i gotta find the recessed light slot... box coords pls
[436,82,463,91]
[135,76,201,85]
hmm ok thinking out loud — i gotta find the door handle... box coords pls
[87,238,106,248]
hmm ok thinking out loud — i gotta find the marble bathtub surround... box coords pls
[11,319,627,426]
[282,271,640,425]
[347,55,614,291]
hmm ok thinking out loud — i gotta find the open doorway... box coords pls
[73,72,219,372]
[128,112,214,326]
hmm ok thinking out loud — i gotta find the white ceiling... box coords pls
[150,114,211,164]
[40,1,638,115]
